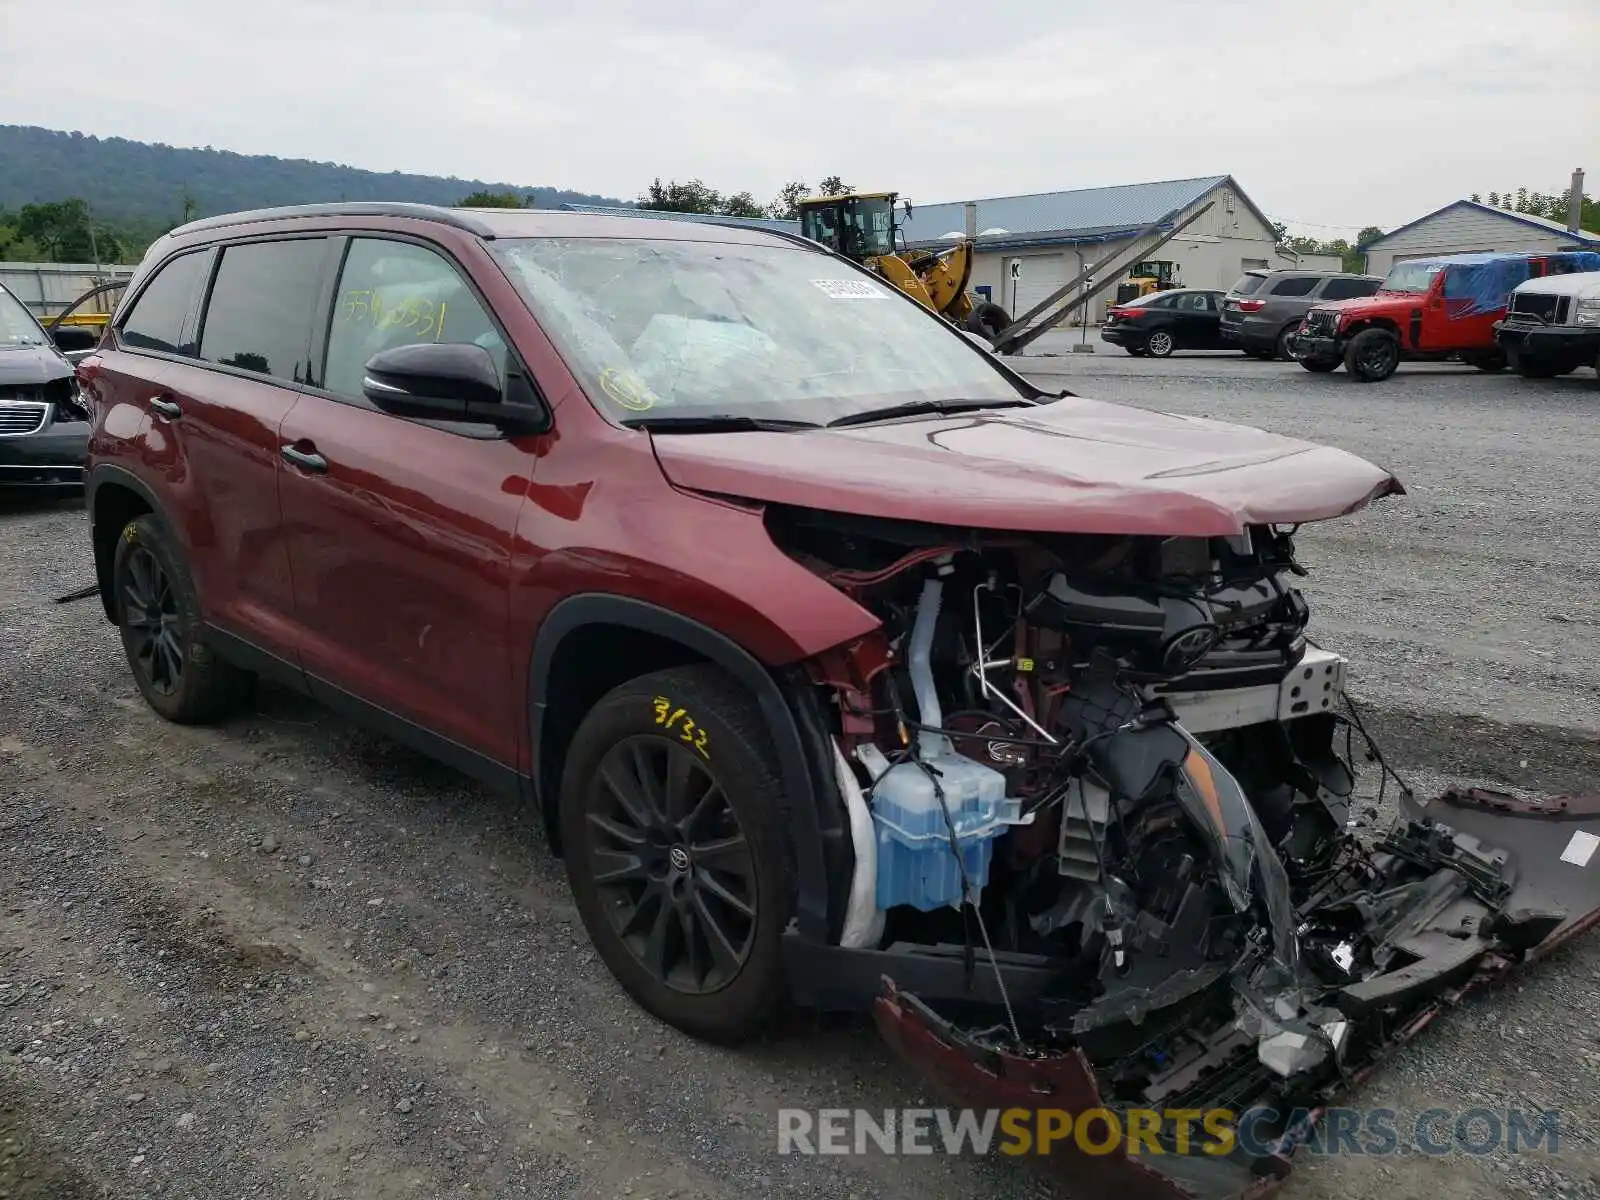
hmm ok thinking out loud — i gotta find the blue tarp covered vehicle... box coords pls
[1292,249,1600,380]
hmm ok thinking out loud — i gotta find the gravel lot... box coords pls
[3,353,1599,1199]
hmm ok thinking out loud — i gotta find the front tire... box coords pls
[964,301,1011,342]
[1343,328,1400,381]
[1145,329,1175,358]
[559,665,795,1043]
[1515,356,1567,379]
[1298,357,1340,373]
[111,514,250,724]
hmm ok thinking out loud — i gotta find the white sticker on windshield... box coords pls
[1560,830,1599,867]
[811,278,889,300]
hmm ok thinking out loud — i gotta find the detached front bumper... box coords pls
[871,786,1600,1199]
[1289,333,1342,362]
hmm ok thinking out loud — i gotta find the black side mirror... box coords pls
[362,342,512,424]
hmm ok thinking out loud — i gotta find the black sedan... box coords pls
[1100,288,1228,357]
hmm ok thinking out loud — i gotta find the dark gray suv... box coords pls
[1221,269,1381,360]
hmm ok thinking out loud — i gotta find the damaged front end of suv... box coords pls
[763,497,1600,1198]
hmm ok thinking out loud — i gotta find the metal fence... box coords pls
[0,261,136,319]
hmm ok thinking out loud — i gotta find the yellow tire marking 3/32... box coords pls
[652,696,710,759]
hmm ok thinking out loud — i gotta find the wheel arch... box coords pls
[527,594,843,943]
[1344,316,1402,341]
[86,464,162,624]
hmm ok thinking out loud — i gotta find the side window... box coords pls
[120,252,209,355]
[1268,276,1317,297]
[199,239,326,382]
[1319,277,1379,301]
[323,239,507,401]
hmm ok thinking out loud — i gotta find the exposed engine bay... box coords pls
[773,504,1600,1198]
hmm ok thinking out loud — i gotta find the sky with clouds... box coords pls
[3,0,1596,237]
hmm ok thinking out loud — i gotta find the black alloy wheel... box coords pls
[584,735,757,994]
[1344,328,1401,381]
[119,542,185,696]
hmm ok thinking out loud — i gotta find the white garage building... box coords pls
[898,175,1286,323]
[1360,199,1600,276]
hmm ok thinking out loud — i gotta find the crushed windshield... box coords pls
[491,238,1024,425]
[0,285,48,348]
[1382,262,1445,294]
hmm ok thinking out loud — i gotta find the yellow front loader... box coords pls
[796,191,1012,341]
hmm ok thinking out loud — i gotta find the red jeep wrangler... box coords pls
[1292,250,1600,381]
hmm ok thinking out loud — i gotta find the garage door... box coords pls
[1003,254,1076,323]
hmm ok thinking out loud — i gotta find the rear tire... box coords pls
[1251,348,1276,361]
[964,302,1011,342]
[1274,325,1301,362]
[1125,347,1147,357]
[559,665,795,1044]
[1343,328,1400,381]
[1298,357,1340,373]
[111,514,251,724]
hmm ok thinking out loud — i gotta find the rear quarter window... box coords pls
[198,239,327,383]
[120,251,210,355]
[1228,273,1265,296]
[1267,276,1317,297]
[1318,277,1380,301]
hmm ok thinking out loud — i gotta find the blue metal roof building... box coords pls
[898,175,1266,251]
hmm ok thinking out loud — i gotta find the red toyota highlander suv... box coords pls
[82,203,1598,1196]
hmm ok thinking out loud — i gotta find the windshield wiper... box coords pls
[826,397,1031,428]
[620,413,822,433]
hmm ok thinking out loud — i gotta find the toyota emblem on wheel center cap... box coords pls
[669,845,691,872]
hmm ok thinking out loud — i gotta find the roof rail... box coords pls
[169,202,499,238]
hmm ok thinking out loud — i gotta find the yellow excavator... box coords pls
[1113,260,1181,305]
[796,191,1013,340]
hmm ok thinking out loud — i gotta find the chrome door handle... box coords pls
[280,444,328,473]
[150,396,181,419]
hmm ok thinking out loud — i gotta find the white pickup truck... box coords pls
[1495,269,1600,378]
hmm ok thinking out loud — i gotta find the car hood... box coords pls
[1312,291,1419,315]
[651,396,1403,536]
[1511,270,1600,299]
[0,343,74,385]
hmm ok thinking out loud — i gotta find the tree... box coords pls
[722,191,766,219]
[817,175,851,197]
[768,180,811,220]
[13,198,124,263]
[640,177,725,214]
[458,190,523,208]
[1356,225,1385,246]
[1270,220,1289,245]
[1467,183,1598,233]
[638,178,778,219]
